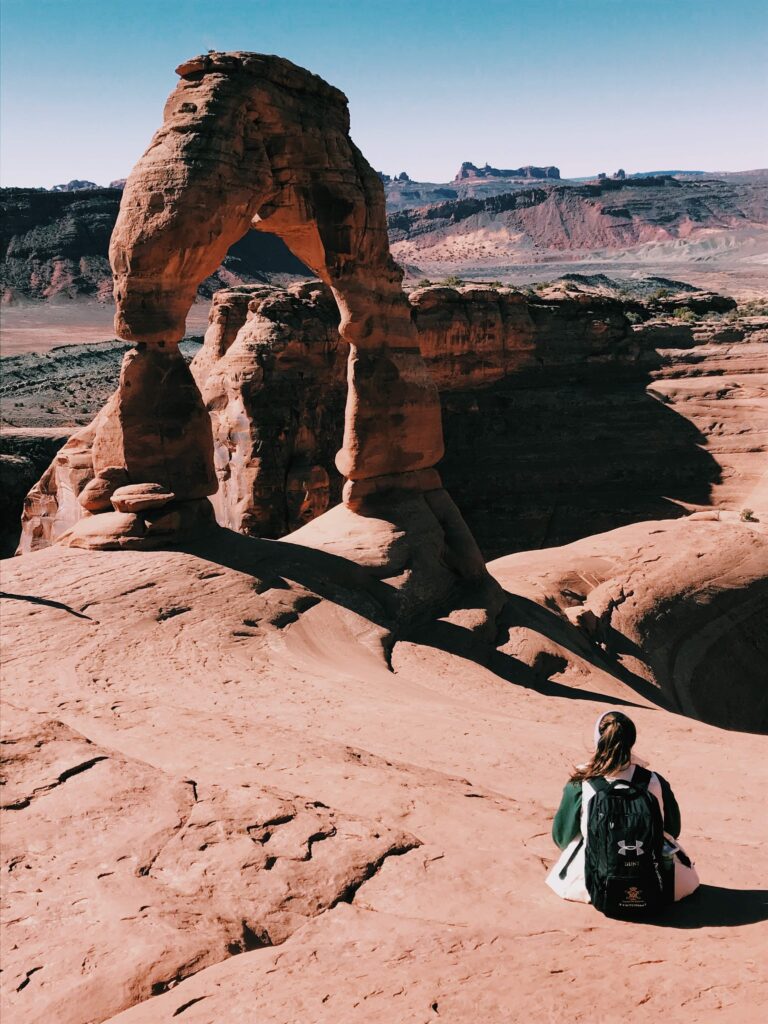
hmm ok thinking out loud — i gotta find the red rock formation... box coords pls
[107,51,443,503]
[190,282,347,537]
[49,52,494,625]
[18,285,768,558]
[2,515,767,1023]
[60,51,449,551]
[1,704,417,1024]
[490,516,768,732]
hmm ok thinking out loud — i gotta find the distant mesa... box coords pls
[454,161,560,182]
[50,179,101,192]
[48,178,126,192]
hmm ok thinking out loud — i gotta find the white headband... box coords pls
[593,711,612,746]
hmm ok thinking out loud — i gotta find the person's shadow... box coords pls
[653,885,768,928]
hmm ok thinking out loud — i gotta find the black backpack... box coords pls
[584,767,670,918]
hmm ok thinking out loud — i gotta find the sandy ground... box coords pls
[1,524,766,1024]
[0,301,212,356]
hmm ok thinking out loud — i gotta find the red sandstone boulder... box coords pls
[111,483,175,513]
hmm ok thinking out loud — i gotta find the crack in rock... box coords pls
[331,841,422,907]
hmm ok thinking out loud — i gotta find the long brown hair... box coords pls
[570,712,637,782]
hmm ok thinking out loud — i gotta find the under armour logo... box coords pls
[618,840,644,855]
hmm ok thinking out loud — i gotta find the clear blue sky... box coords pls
[1,0,766,187]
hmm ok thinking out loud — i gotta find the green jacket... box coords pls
[552,772,681,850]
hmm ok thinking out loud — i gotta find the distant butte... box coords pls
[454,161,560,181]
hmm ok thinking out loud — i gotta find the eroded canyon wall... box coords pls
[19,284,765,557]
[190,284,766,556]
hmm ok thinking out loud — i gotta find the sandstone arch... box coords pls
[95,51,442,524]
[49,52,498,630]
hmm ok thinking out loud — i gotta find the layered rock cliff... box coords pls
[0,188,121,302]
[7,172,767,302]
[388,176,768,274]
[26,51,496,630]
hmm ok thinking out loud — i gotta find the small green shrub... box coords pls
[652,287,671,299]
[740,508,758,522]
[672,307,697,322]
[738,299,768,317]
[417,278,433,288]
[441,275,463,287]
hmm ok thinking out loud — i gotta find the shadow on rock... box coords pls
[182,527,400,626]
[499,591,671,709]
[409,617,646,710]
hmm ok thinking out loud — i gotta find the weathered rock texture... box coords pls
[0,188,120,303]
[388,175,768,276]
[1,704,418,1024]
[420,290,768,556]
[110,51,442,485]
[490,517,768,733]
[192,285,768,557]
[0,188,308,303]
[65,51,459,558]
[16,287,768,558]
[0,428,72,556]
[1,517,766,1023]
[190,282,347,537]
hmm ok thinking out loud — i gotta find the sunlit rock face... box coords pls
[58,51,450,552]
[17,283,768,558]
[39,51,493,624]
[190,282,347,538]
[109,52,443,488]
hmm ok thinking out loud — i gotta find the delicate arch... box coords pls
[104,52,443,502]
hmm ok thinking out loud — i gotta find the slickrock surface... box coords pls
[2,517,766,1023]
[2,705,416,1024]
[490,518,768,733]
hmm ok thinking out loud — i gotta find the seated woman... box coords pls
[546,710,699,906]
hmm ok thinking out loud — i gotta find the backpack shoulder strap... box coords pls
[589,776,610,793]
[558,836,584,880]
[631,766,652,791]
